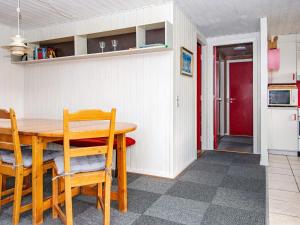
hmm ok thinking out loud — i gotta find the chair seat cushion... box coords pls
[54,137,136,148]
[54,154,106,175]
[0,149,62,167]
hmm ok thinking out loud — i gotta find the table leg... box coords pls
[117,133,127,212]
[32,136,44,225]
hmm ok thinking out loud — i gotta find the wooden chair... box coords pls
[0,109,59,225]
[52,108,116,225]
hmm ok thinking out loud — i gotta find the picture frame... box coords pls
[180,47,194,77]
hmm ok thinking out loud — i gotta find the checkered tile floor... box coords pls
[0,151,266,225]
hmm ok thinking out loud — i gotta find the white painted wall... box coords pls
[0,23,24,117]
[172,4,198,177]
[22,3,174,177]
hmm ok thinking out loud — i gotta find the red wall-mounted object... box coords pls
[297,81,300,108]
[268,49,280,71]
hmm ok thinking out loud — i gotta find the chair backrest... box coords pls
[0,108,22,166]
[63,108,116,174]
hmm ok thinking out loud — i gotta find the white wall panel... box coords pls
[24,52,173,177]
[0,24,24,117]
[172,4,198,177]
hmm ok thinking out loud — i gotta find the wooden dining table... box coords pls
[0,119,137,225]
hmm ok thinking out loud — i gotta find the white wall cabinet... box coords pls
[269,35,297,84]
[268,108,298,152]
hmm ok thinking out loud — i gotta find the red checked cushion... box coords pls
[55,137,136,148]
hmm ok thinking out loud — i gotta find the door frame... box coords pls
[226,59,253,135]
[203,33,259,154]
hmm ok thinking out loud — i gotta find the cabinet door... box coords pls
[270,40,297,84]
[269,108,298,151]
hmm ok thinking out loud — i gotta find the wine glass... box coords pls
[111,40,118,51]
[99,41,106,53]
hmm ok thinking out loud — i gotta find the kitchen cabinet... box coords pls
[269,35,297,84]
[268,108,298,152]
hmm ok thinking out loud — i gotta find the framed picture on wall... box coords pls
[180,47,193,77]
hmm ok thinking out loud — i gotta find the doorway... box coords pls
[214,43,254,153]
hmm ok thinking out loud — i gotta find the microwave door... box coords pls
[269,90,290,106]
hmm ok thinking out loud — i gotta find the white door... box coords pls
[268,108,298,151]
[269,36,297,84]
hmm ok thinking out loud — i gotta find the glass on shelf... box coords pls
[111,40,118,51]
[99,41,106,53]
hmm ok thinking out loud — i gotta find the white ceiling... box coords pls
[0,0,169,29]
[0,0,299,37]
[176,0,300,37]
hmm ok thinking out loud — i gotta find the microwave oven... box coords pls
[268,85,298,107]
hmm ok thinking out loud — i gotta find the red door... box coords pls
[197,44,202,152]
[229,61,253,136]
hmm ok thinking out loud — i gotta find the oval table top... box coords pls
[0,119,137,138]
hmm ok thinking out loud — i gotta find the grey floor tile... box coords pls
[201,204,265,225]
[189,161,230,174]
[112,172,141,186]
[232,154,260,165]
[132,215,184,225]
[178,170,225,187]
[145,195,209,225]
[128,176,176,194]
[220,175,266,193]
[227,165,265,180]
[75,207,140,225]
[200,152,235,165]
[112,189,161,214]
[212,188,265,212]
[166,181,217,202]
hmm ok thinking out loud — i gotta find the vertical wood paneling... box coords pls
[172,4,198,177]
[24,52,173,177]
[23,4,174,177]
[0,24,25,117]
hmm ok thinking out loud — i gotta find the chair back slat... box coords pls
[68,110,112,122]
[69,146,108,158]
[69,130,110,140]
[63,108,116,174]
[0,109,23,165]
[0,142,15,151]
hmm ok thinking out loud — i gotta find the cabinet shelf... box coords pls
[12,21,173,64]
[12,46,172,65]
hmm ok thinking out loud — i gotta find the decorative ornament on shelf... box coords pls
[268,36,280,71]
[1,0,32,56]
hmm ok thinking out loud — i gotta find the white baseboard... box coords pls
[268,149,298,156]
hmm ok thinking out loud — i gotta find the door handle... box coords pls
[216,98,222,101]
[229,98,236,103]
[292,114,297,121]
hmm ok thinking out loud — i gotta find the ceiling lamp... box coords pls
[1,0,31,56]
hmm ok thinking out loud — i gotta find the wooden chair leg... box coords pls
[0,173,2,209]
[103,176,112,225]
[12,169,23,225]
[64,177,73,225]
[97,183,103,209]
[52,168,58,219]
[2,174,6,191]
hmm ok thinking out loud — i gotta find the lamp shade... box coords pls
[268,49,280,71]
